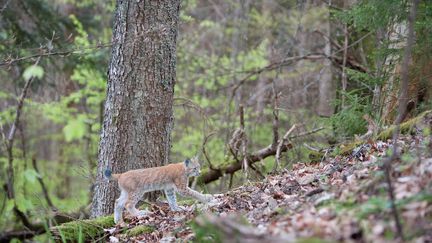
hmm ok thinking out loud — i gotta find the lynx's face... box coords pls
[185,157,201,177]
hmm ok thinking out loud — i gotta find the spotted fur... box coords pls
[106,157,213,224]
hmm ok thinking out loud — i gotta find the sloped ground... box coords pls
[106,133,432,243]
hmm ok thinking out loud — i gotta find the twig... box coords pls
[275,124,296,171]
[272,78,279,148]
[201,132,216,170]
[289,127,324,139]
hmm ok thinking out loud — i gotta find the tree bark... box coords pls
[91,0,181,217]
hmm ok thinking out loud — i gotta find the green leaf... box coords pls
[16,198,34,212]
[23,169,40,183]
[5,199,14,212]
[63,117,86,142]
[23,65,44,81]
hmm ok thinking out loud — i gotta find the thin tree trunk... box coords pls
[384,0,419,240]
[91,0,181,217]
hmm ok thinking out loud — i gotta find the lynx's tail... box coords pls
[104,168,119,181]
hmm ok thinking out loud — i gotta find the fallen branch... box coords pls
[198,140,293,184]
[288,126,324,139]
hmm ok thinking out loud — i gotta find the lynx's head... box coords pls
[184,156,201,177]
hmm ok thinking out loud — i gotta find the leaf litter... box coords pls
[106,132,432,242]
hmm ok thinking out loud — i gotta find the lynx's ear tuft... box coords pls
[184,158,191,167]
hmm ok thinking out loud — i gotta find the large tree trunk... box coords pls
[91,0,181,218]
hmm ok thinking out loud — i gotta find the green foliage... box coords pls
[63,115,87,142]
[23,65,44,81]
[336,0,406,31]
[330,90,371,138]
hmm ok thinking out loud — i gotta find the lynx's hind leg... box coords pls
[164,188,181,211]
[114,190,128,224]
[125,191,144,217]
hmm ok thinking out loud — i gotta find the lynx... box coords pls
[104,157,214,224]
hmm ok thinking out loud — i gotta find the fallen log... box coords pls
[337,110,432,156]
[198,142,292,184]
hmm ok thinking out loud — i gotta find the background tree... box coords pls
[90,0,181,217]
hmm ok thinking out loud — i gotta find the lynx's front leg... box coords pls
[177,187,214,203]
[164,188,182,211]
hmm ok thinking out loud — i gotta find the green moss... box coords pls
[126,225,154,237]
[308,150,325,162]
[333,140,363,156]
[377,110,431,140]
[53,216,114,242]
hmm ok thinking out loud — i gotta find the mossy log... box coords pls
[49,216,156,242]
[50,216,114,242]
[376,110,431,140]
[338,110,431,156]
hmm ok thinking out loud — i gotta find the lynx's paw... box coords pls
[137,209,149,217]
[204,194,215,202]
[170,205,186,212]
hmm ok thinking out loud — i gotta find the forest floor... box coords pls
[103,129,432,242]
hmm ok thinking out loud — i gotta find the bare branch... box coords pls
[201,132,216,170]
[289,127,325,139]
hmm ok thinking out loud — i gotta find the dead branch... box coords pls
[288,127,324,139]
[202,132,216,170]
[198,139,292,184]
[198,125,326,184]
[272,79,279,148]
[275,124,296,170]
[0,229,44,242]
